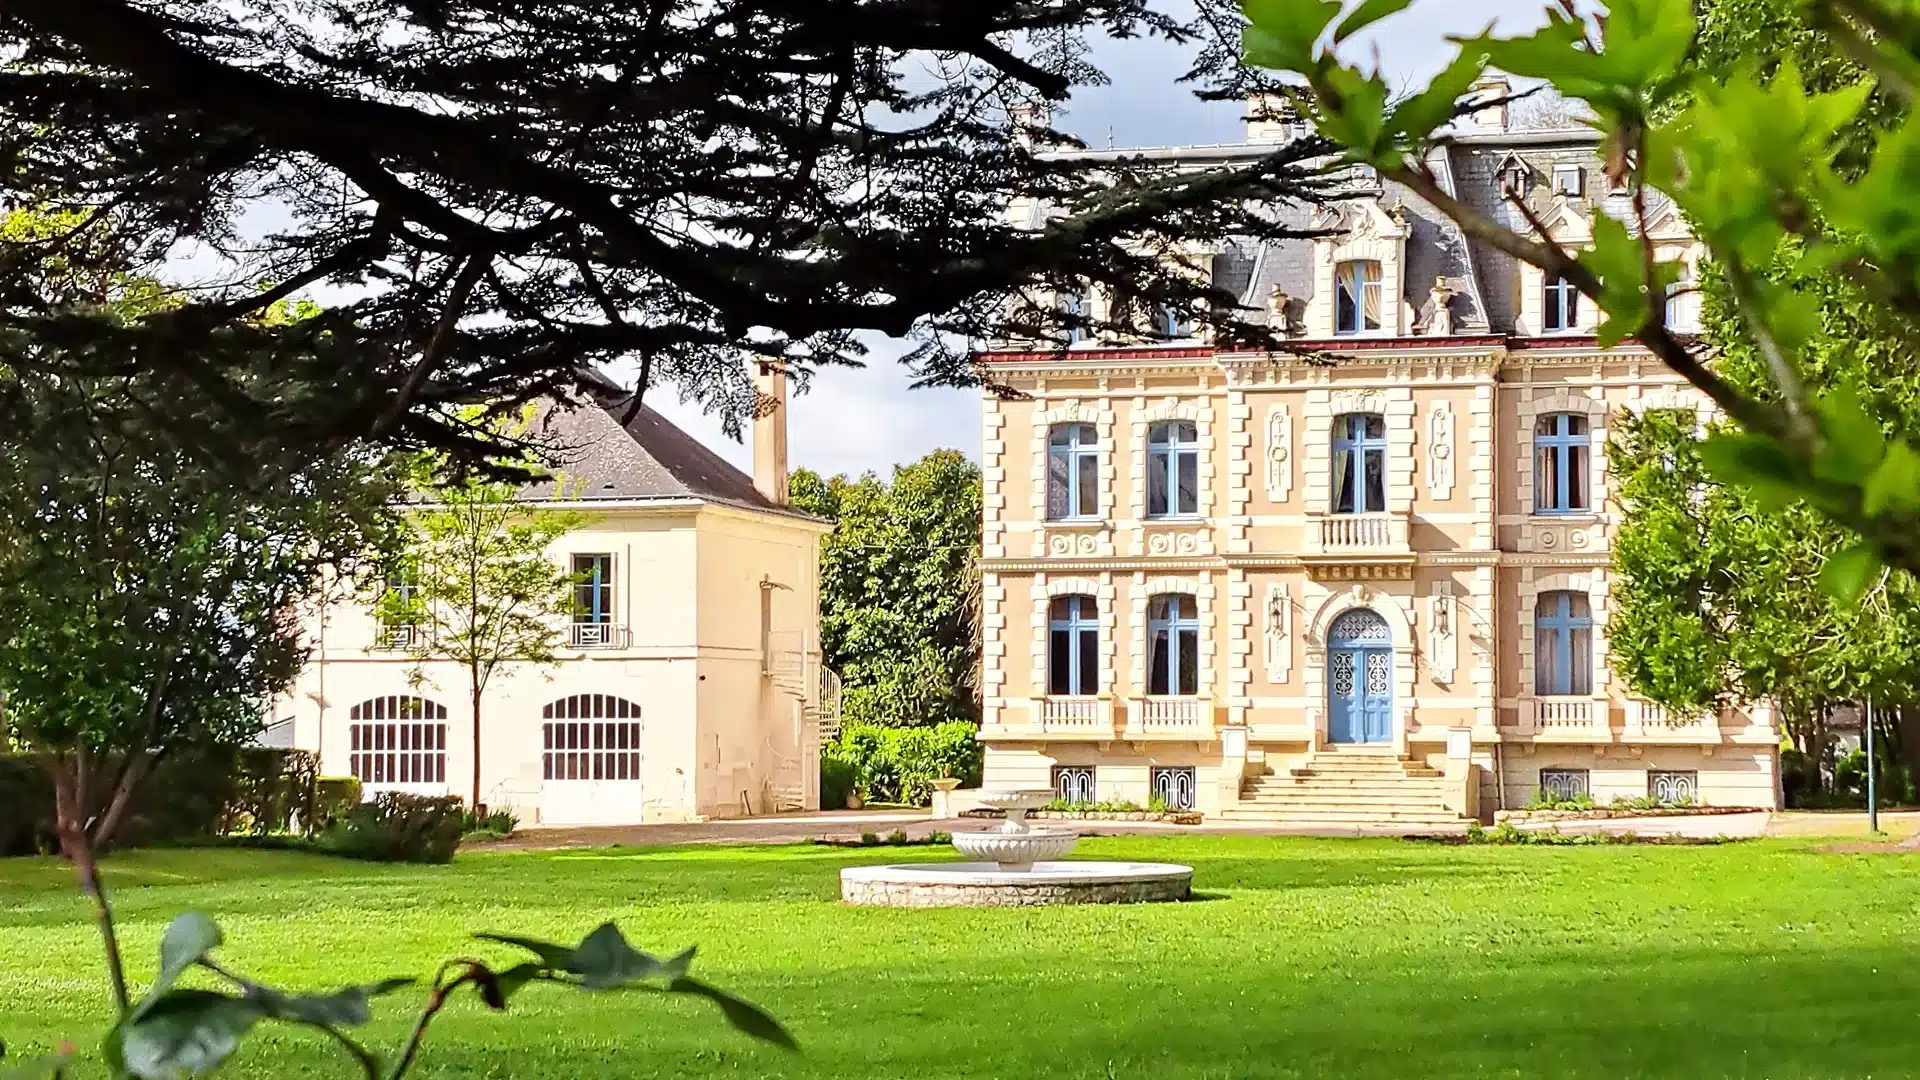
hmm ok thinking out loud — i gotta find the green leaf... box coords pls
[1812,384,1884,483]
[1241,0,1342,71]
[1578,215,1660,348]
[569,924,683,991]
[116,990,264,1080]
[665,978,798,1052]
[1331,0,1414,44]
[250,978,415,1027]
[1863,440,1920,516]
[475,932,575,970]
[151,914,222,1005]
[1819,543,1881,603]
[1697,432,1806,509]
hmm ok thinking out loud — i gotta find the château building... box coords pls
[974,84,1780,826]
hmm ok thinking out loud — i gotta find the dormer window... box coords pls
[1334,260,1382,336]
[1551,164,1584,198]
[1056,287,1092,344]
[1497,155,1529,197]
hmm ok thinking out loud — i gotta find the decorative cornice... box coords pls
[976,336,1663,379]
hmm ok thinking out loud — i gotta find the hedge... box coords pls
[821,721,982,808]
[0,747,321,856]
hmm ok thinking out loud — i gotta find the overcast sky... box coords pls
[648,0,1568,482]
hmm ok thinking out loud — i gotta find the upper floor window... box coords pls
[1155,302,1196,339]
[379,561,418,626]
[1665,262,1696,332]
[1146,593,1200,696]
[1551,164,1584,197]
[1046,423,1100,520]
[572,554,613,624]
[1332,413,1387,515]
[1534,591,1593,696]
[1544,274,1580,332]
[1147,420,1199,518]
[1334,260,1383,336]
[1056,287,1092,344]
[1048,595,1099,696]
[1533,413,1591,513]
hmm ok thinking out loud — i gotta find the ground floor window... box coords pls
[349,722,447,785]
[1539,768,1589,801]
[1649,770,1698,804]
[543,721,642,781]
[1052,765,1096,804]
[1150,766,1196,811]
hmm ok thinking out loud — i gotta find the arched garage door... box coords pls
[348,695,448,794]
[539,694,644,825]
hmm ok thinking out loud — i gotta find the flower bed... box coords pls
[1495,805,1759,824]
[960,807,1203,825]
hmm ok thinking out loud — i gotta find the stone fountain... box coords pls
[839,790,1193,908]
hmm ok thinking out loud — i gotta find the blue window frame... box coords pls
[1544,274,1580,331]
[1155,302,1195,338]
[1331,413,1387,514]
[1048,595,1099,695]
[1335,260,1382,335]
[1046,423,1099,519]
[1665,262,1694,331]
[1534,591,1593,696]
[1147,593,1199,696]
[1147,420,1199,517]
[1057,288,1092,344]
[572,554,613,625]
[1533,413,1591,513]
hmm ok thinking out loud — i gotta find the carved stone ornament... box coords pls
[1267,285,1292,333]
[1427,401,1455,499]
[1265,405,1292,501]
[1264,584,1291,682]
[1427,583,1457,686]
[1426,276,1455,336]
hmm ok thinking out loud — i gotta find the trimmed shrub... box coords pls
[312,776,365,832]
[319,792,465,863]
[820,721,981,808]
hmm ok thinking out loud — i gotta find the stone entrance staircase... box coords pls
[1216,748,1473,831]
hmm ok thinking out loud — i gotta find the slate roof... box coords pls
[519,389,812,520]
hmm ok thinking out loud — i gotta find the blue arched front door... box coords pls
[1328,609,1392,744]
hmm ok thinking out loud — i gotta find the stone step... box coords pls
[1287,760,1443,776]
[1247,779,1451,793]
[1238,791,1457,807]
[1215,809,1470,828]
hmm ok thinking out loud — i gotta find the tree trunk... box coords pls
[470,666,483,812]
[43,753,131,1014]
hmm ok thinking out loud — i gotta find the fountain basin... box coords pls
[840,861,1193,907]
[949,828,1078,869]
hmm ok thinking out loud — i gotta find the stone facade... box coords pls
[977,111,1780,823]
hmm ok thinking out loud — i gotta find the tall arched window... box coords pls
[1665,262,1695,332]
[1332,413,1387,514]
[1533,413,1591,513]
[1046,423,1099,520]
[1155,302,1196,338]
[1147,420,1199,518]
[1048,595,1099,695]
[1146,594,1200,696]
[348,695,448,786]
[1544,274,1580,331]
[1535,591,1594,696]
[1335,260,1382,335]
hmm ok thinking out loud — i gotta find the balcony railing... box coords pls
[1128,696,1213,737]
[1624,699,1720,743]
[1303,509,1412,556]
[374,624,418,651]
[1529,696,1612,741]
[569,621,629,649]
[1041,696,1104,727]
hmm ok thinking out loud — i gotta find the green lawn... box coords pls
[4,836,1920,1079]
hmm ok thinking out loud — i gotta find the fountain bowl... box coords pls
[950,828,1078,869]
[840,860,1193,908]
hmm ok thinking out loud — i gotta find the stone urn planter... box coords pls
[929,777,962,818]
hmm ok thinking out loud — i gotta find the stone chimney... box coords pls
[752,361,789,506]
[1246,91,1304,144]
[1468,74,1511,133]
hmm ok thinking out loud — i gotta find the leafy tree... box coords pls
[0,0,1330,459]
[790,450,981,729]
[0,207,403,1012]
[389,478,583,810]
[1241,0,1920,592]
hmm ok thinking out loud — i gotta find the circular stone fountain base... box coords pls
[840,861,1193,908]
